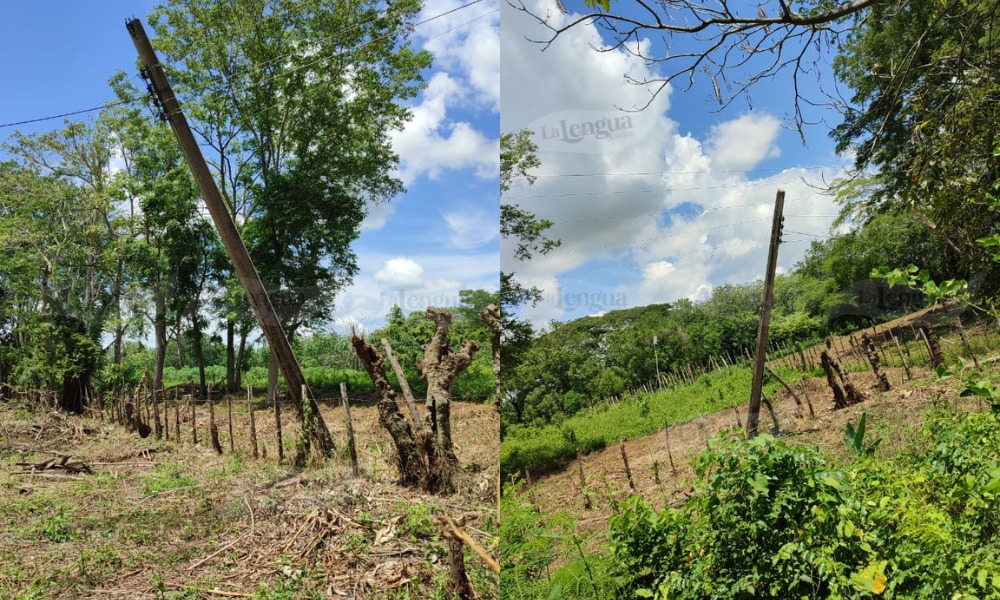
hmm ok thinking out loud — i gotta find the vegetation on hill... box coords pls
[502,383,1000,599]
[501,213,962,433]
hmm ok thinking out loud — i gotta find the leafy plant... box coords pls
[845,412,881,457]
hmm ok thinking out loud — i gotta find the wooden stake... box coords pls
[380,338,422,431]
[174,387,181,443]
[274,391,284,464]
[340,382,359,477]
[190,395,198,445]
[765,366,810,418]
[152,386,162,439]
[227,392,235,454]
[956,318,979,369]
[209,384,223,454]
[890,330,912,380]
[577,449,591,509]
[248,385,259,460]
[619,439,636,493]
[664,423,677,474]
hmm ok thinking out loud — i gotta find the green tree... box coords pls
[0,159,112,412]
[500,130,560,397]
[149,0,432,415]
[830,0,1000,294]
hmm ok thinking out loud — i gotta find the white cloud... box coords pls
[706,113,782,171]
[416,0,500,110]
[392,73,498,185]
[444,208,499,249]
[374,257,425,290]
[334,251,499,330]
[361,201,396,231]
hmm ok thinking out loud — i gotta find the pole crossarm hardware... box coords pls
[746,190,785,439]
[126,18,335,455]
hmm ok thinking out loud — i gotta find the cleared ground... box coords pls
[0,393,499,599]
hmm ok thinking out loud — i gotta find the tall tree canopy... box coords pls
[149,0,433,398]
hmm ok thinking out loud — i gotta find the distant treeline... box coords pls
[501,214,966,432]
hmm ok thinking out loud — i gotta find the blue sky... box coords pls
[501,0,855,328]
[0,0,500,336]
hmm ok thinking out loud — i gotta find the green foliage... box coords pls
[501,366,786,477]
[845,412,880,458]
[608,410,1000,599]
[39,504,75,543]
[141,464,197,496]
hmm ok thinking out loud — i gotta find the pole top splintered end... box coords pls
[126,17,142,37]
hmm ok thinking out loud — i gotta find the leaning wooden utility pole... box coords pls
[126,19,335,455]
[745,190,785,439]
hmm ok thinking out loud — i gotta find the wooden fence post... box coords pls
[208,383,223,455]
[890,330,913,381]
[227,391,235,454]
[275,391,284,464]
[340,382,359,477]
[619,439,636,493]
[248,385,259,460]
[664,423,677,474]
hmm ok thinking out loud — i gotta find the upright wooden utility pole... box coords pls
[746,190,785,438]
[126,18,335,455]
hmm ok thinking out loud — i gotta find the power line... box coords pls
[0,98,138,130]
[549,201,771,224]
[502,178,814,200]
[544,219,769,257]
[548,240,765,283]
[509,164,840,179]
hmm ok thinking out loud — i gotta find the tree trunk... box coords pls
[226,319,236,393]
[482,304,501,411]
[153,291,167,395]
[350,335,427,487]
[112,259,124,370]
[235,325,248,389]
[176,318,185,368]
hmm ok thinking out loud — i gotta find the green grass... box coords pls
[140,463,197,496]
[500,366,793,477]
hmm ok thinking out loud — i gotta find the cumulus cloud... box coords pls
[501,0,849,325]
[416,0,499,110]
[391,73,498,185]
[374,257,425,290]
[706,113,782,171]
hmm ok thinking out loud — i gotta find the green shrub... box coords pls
[608,411,1000,599]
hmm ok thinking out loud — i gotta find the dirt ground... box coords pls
[0,394,499,599]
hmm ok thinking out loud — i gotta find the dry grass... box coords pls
[0,393,499,599]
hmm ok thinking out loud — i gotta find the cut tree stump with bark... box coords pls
[861,333,891,392]
[821,348,848,409]
[351,335,427,487]
[418,308,479,494]
[352,307,478,494]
